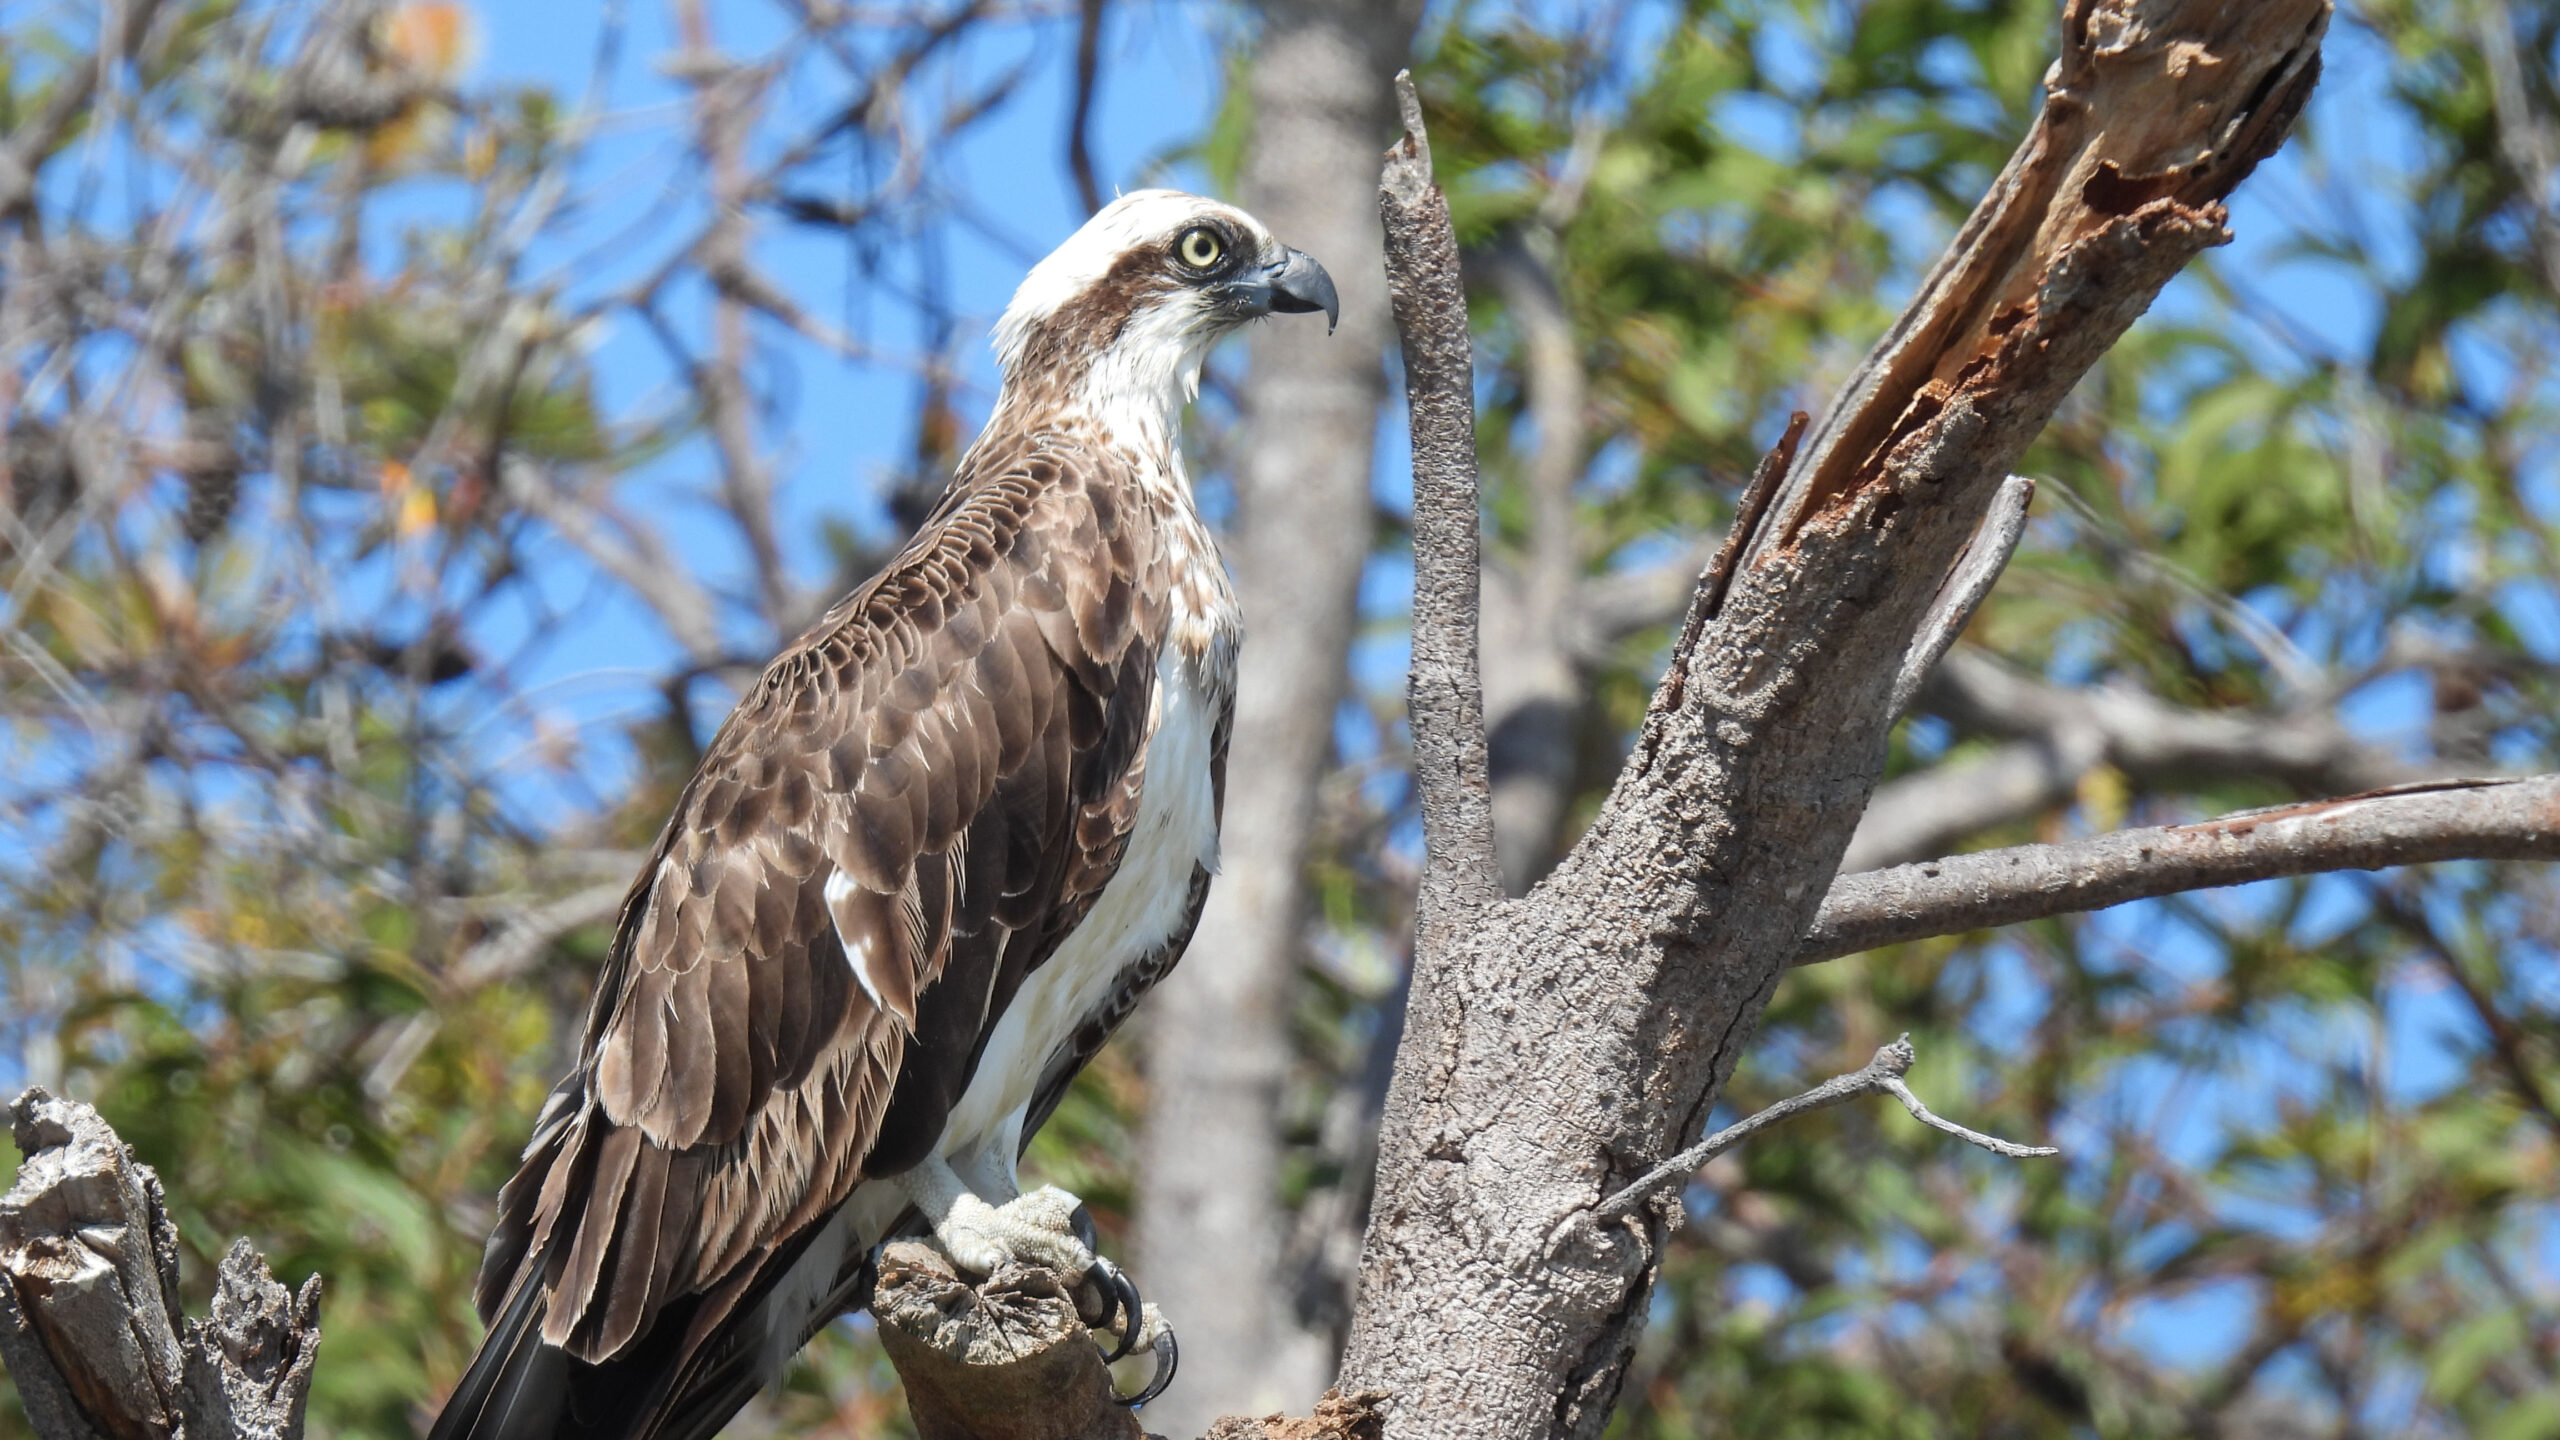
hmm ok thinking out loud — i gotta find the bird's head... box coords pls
[991,190,1337,433]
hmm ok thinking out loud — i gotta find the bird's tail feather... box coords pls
[428,1223,871,1440]
[429,1273,570,1440]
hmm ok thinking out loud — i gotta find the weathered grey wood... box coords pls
[1341,6,2335,1438]
[1380,69,1503,955]
[0,1089,320,1440]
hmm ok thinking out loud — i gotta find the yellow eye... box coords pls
[1176,227,1224,270]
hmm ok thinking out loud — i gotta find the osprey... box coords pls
[431,191,1336,1440]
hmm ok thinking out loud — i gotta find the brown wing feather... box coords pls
[472,431,1179,1370]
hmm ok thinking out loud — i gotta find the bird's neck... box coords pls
[987,330,1212,469]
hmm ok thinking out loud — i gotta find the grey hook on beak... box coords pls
[1217,247,1340,334]
[1261,247,1339,333]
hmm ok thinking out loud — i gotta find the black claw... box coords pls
[1117,1323,1179,1409]
[1099,1261,1145,1364]
[1075,1261,1123,1341]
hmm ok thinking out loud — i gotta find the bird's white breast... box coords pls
[933,644,1225,1159]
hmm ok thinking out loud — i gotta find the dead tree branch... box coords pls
[1383,70,1502,926]
[1345,7,2336,1438]
[1804,775,2560,962]
[867,1239,1389,1440]
[1845,643,2444,870]
[0,1090,321,1440]
[869,1242,1145,1440]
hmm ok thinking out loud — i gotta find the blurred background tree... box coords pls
[4,2,2558,1439]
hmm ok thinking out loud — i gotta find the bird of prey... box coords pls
[430,191,1337,1440]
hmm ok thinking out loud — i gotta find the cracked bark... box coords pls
[867,1243,1144,1440]
[1341,7,2337,1437]
[1132,1,1424,1433]
[866,1245,1393,1440]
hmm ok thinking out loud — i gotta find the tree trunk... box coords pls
[1132,1,1421,1432]
[1339,6,2333,1437]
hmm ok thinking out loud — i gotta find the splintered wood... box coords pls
[1768,0,2327,546]
[0,1089,321,1440]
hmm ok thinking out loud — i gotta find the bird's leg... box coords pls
[947,1131,1023,1205]
[894,1153,1095,1276]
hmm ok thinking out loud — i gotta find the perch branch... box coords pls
[1845,644,2442,870]
[867,1241,1386,1440]
[868,1241,1145,1440]
[1803,775,2560,962]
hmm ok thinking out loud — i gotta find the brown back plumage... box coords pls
[468,422,1199,1384]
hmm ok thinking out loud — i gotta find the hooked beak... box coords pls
[1221,247,1340,334]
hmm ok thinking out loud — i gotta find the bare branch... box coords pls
[870,1241,1381,1440]
[1347,7,2333,1434]
[1846,645,2441,871]
[1889,475,2033,720]
[868,1242,1147,1440]
[1804,775,2560,963]
[1380,71,1499,918]
[450,879,633,989]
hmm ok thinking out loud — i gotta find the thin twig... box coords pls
[1560,1035,2054,1249]
[1066,0,1107,214]
[1889,474,2032,719]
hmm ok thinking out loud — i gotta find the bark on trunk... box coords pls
[1338,7,2333,1438]
[1132,1,1421,1433]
